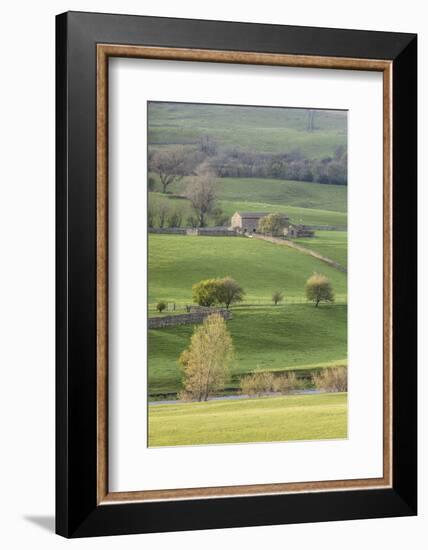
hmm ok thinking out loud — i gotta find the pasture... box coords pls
[148,234,347,304]
[149,174,348,228]
[169,176,347,213]
[148,102,347,157]
[148,304,347,396]
[295,230,348,267]
[148,234,347,397]
[148,392,348,446]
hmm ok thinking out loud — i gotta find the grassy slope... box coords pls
[148,102,347,157]
[295,231,348,267]
[148,392,348,446]
[219,200,347,228]
[149,305,347,395]
[150,175,347,227]
[170,177,347,213]
[148,234,347,304]
[148,234,347,396]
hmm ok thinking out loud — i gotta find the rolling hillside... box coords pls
[148,234,347,397]
[149,175,348,227]
[148,102,347,157]
[148,234,347,304]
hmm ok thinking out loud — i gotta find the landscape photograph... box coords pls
[146,101,348,448]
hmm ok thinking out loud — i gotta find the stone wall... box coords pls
[148,228,187,235]
[148,227,237,236]
[148,307,233,329]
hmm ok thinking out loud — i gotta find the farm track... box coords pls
[250,234,347,273]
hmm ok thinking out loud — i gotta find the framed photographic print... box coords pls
[56,11,417,538]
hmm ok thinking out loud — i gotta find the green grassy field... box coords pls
[148,102,346,157]
[219,200,347,228]
[168,176,347,213]
[147,103,348,446]
[295,231,348,267]
[150,174,348,227]
[148,392,347,446]
[148,234,347,397]
[148,234,347,305]
[149,304,347,396]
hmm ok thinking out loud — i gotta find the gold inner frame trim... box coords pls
[96,44,393,505]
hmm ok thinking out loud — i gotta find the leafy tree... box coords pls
[272,290,284,305]
[192,279,221,307]
[192,277,245,309]
[216,277,245,309]
[305,273,335,307]
[156,301,167,313]
[257,213,287,236]
[179,314,233,401]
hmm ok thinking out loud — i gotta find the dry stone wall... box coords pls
[148,307,232,329]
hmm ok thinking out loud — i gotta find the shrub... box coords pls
[274,372,301,394]
[312,366,347,392]
[240,370,275,397]
[156,301,167,313]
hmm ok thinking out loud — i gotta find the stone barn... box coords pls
[284,224,315,238]
[231,211,289,234]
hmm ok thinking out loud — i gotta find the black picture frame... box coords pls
[56,11,417,538]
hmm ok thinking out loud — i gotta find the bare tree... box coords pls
[149,146,189,193]
[185,171,217,227]
[157,200,170,228]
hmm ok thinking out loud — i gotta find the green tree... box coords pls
[216,277,245,309]
[192,279,220,307]
[272,290,284,305]
[305,273,335,307]
[257,213,287,236]
[179,314,233,401]
[156,301,167,313]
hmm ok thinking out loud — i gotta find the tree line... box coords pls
[149,138,347,189]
